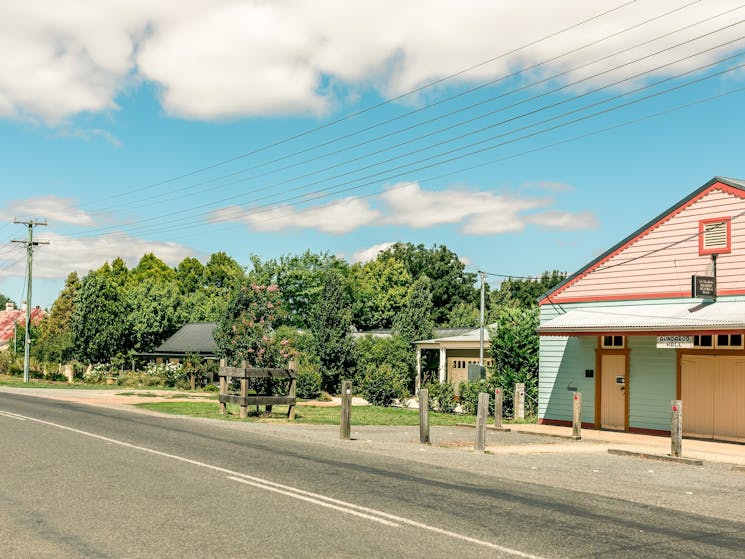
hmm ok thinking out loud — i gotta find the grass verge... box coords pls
[134,401,479,426]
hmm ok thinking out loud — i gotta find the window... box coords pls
[699,217,731,255]
[601,335,624,348]
[693,334,743,349]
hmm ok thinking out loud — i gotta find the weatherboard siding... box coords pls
[627,336,676,432]
[550,185,745,303]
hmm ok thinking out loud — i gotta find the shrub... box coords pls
[424,381,456,413]
[143,361,186,387]
[296,366,322,400]
[360,364,404,407]
[457,379,495,415]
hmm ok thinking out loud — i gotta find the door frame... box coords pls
[595,347,630,430]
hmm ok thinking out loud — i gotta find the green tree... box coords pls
[392,275,435,344]
[446,301,480,327]
[204,251,244,290]
[214,282,293,367]
[127,277,182,352]
[490,270,567,311]
[176,257,205,294]
[129,253,176,285]
[488,306,540,416]
[71,270,130,363]
[35,272,81,363]
[309,270,356,392]
[380,243,478,325]
[350,257,411,330]
[0,293,13,309]
[249,251,350,329]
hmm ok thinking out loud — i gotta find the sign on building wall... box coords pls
[691,275,716,298]
[656,335,694,349]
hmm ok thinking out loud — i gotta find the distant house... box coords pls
[140,322,218,363]
[0,302,46,349]
[538,177,745,442]
[414,326,493,389]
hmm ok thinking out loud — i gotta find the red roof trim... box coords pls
[541,181,745,305]
[542,287,745,305]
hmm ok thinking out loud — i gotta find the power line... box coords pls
[86,49,745,240]
[84,0,641,208]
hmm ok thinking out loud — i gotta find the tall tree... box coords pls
[71,270,129,363]
[204,251,244,290]
[127,277,182,352]
[249,251,350,329]
[129,253,176,284]
[350,257,411,330]
[380,243,478,324]
[392,276,435,344]
[36,272,81,363]
[489,270,567,311]
[309,270,356,392]
[214,282,292,367]
[175,257,205,294]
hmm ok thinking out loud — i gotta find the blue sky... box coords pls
[2,0,745,309]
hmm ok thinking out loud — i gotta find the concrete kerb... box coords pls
[607,448,704,466]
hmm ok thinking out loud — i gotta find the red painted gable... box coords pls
[541,179,745,305]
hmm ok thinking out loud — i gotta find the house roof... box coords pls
[152,322,218,355]
[415,325,493,345]
[539,176,745,304]
[537,301,745,335]
[0,307,46,344]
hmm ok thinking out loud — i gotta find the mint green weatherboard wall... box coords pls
[627,336,677,432]
[539,304,597,422]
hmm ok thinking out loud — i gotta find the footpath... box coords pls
[2,386,744,469]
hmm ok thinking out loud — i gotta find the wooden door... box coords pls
[600,354,626,430]
[681,354,714,439]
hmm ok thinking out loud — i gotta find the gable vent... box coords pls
[703,221,727,249]
[699,218,731,255]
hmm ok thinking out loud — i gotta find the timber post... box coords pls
[474,392,489,453]
[671,400,683,458]
[572,392,582,440]
[419,388,430,445]
[514,382,525,420]
[340,380,352,440]
[494,387,503,429]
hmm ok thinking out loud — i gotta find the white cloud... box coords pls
[211,181,598,236]
[351,242,395,264]
[526,210,599,230]
[2,1,743,122]
[0,230,195,280]
[0,196,97,226]
[208,197,381,234]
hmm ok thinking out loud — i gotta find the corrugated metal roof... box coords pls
[538,301,745,334]
[0,308,46,344]
[155,322,217,354]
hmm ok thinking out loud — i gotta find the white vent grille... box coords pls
[703,221,728,250]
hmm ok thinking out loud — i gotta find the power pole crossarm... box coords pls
[12,219,49,383]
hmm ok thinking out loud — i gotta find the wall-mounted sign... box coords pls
[691,275,716,298]
[656,335,694,349]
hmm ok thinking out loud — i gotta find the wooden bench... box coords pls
[218,359,297,419]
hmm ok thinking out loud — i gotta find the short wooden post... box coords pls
[671,400,682,458]
[419,388,430,444]
[572,392,582,440]
[494,387,503,429]
[514,382,525,420]
[287,372,297,420]
[219,359,227,415]
[474,392,489,453]
[190,371,196,391]
[239,360,248,419]
[340,380,352,440]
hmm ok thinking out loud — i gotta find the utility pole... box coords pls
[479,271,486,366]
[12,219,48,383]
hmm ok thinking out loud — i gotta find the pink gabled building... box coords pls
[0,302,46,349]
[538,177,745,442]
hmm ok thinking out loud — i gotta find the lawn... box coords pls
[134,401,479,426]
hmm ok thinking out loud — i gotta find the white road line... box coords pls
[226,476,399,526]
[4,410,545,559]
[0,410,27,420]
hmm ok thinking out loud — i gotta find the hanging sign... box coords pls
[691,275,716,298]
[656,335,694,349]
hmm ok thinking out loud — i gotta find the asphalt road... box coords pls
[1,392,744,558]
